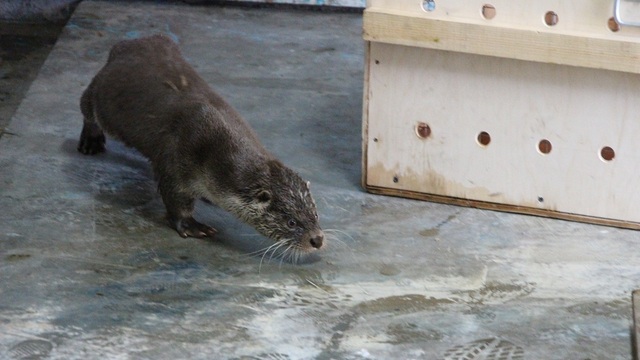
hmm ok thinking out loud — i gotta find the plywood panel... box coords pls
[364,0,640,74]
[363,42,640,225]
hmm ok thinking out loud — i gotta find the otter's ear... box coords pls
[256,190,272,203]
[306,181,311,190]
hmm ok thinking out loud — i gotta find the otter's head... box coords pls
[235,160,324,254]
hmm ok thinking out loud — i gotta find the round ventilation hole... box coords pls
[422,0,436,12]
[482,4,496,20]
[600,146,615,162]
[538,139,552,154]
[608,17,620,32]
[416,122,431,139]
[477,131,491,147]
[544,11,558,26]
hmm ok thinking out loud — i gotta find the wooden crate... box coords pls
[362,0,640,229]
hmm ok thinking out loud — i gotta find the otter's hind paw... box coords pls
[173,217,218,239]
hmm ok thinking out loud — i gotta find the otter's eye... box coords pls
[287,219,297,228]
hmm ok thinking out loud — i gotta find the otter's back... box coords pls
[88,34,265,160]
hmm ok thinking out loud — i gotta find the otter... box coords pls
[77,34,324,253]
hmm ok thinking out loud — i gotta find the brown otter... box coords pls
[77,34,324,253]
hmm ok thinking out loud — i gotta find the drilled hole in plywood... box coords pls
[482,4,496,20]
[416,122,431,139]
[477,131,491,147]
[544,11,558,26]
[608,17,620,32]
[600,146,615,161]
[422,0,436,12]
[538,139,552,154]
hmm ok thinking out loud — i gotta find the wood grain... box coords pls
[363,42,640,227]
[363,6,640,74]
[366,185,640,230]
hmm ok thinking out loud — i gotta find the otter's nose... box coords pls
[309,233,324,249]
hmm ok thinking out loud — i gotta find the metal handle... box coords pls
[614,0,640,27]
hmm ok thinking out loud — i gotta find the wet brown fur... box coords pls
[78,34,324,252]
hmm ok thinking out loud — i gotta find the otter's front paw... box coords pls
[78,127,106,155]
[173,217,218,238]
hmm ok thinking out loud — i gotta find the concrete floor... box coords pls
[0,33,60,137]
[1,1,639,359]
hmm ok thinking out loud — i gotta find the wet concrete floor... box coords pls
[0,1,639,359]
